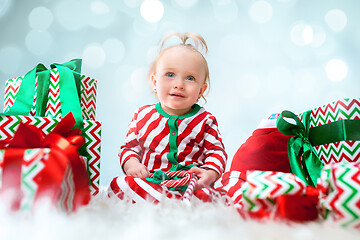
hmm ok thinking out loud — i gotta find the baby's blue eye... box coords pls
[186,76,195,81]
[167,73,175,78]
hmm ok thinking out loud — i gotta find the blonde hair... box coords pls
[149,32,210,103]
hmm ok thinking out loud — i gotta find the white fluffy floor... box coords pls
[1,189,359,240]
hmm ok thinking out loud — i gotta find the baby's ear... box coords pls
[151,74,157,86]
[151,74,158,92]
[199,83,208,98]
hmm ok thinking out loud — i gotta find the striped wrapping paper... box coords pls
[318,162,360,228]
[305,98,360,164]
[0,115,101,195]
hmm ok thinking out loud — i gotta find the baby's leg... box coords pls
[109,176,182,203]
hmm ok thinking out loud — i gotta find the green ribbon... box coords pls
[276,110,323,187]
[309,119,360,146]
[2,59,84,131]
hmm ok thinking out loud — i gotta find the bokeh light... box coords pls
[25,30,53,55]
[249,1,273,23]
[0,46,22,75]
[325,58,348,82]
[82,44,106,68]
[290,23,316,46]
[212,0,238,24]
[140,0,164,23]
[28,7,53,30]
[325,9,347,32]
[302,26,313,44]
[103,38,125,64]
[309,25,326,48]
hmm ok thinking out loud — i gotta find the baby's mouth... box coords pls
[170,93,185,98]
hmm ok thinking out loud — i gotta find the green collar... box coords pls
[155,102,201,119]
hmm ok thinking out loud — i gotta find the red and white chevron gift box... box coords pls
[3,69,97,121]
[0,115,101,195]
[318,162,360,228]
[304,98,360,164]
[0,148,79,212]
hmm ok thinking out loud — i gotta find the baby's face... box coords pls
[152,46,207,116]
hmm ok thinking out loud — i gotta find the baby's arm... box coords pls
[123,158,150,178]
[188,167,219,190]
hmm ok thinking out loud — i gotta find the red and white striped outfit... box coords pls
[109,103,227,203]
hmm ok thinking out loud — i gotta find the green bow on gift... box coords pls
[2,59,83,131]
[276,110,323,187]
[277,110,360,187]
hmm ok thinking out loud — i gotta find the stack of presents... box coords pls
[0,59,101,212]
[216,98,360,228]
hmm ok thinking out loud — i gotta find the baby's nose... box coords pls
[174,79,184,89]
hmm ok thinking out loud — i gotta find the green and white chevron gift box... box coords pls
[306,98,360,165]
[0,115,101,195]
[318,162,360,228]
[242,170,308,213]
[277,98,360,187]
[4,64,97,121]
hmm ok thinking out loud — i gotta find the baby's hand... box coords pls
[123,158,150,178]
[188,167,219,190]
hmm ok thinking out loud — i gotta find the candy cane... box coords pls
[182,173,198,202]
[148,171,198,201]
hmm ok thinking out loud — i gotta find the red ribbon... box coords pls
[0,112,90,211]
[275,186,319,222]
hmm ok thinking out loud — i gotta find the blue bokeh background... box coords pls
[0,0,359,187]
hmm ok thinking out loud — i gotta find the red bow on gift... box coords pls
[0,112,90,211]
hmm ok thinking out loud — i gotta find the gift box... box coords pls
[276,98,360,187]
[241,170,319,221]
[3,60,97,121]
[307,98,360,164]
[1,59,101,195]
[0,115,101,195]
[0,148,77,211]
[242,170,308,212]
[318,162,360,228]
[0,114,90,212]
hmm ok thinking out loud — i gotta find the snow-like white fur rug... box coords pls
[1,188,359,240]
